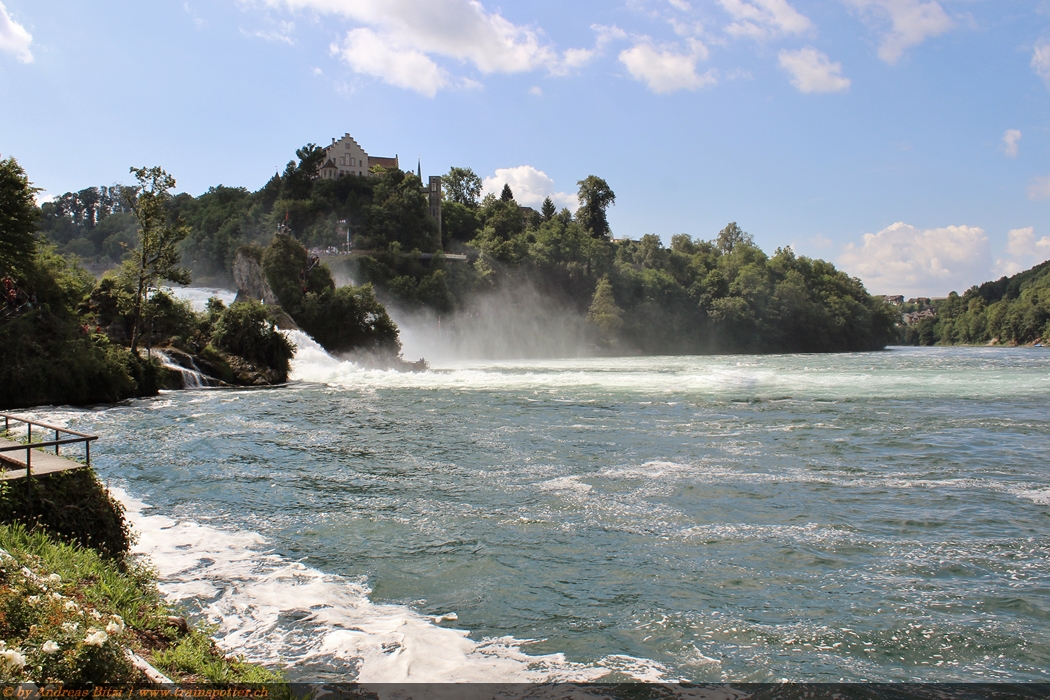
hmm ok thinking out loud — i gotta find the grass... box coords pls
[0,522,285,685]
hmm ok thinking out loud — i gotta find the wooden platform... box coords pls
[0,437,88,480]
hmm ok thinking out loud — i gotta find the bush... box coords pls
[0,468,131,560]
[262,234,401,358]
[211,300,294,378]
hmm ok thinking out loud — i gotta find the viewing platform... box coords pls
[0,413,97,481]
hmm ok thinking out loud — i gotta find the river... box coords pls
[25,338,1050,683]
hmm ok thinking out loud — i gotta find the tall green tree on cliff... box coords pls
[122,167,191,352]
[443,167,483,208]
[0,156,39,277]
[576,175,615,239]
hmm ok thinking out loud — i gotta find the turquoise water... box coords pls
[34,344,1050,682]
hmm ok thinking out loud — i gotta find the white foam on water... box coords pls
[284,330,1050,401]
[113,488,665,682]
[165,286,237,312]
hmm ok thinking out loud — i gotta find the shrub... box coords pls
[211,300,294,377]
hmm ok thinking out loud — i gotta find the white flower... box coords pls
[26,596,40,605]
[0,648,27,672]
[105,618,124,636]
[61,622,79,633]
[63,600,79,612]
[83,629,108,647]
[50,592,64,601]
[48,574,61,583]
[89,610,102,620]
[41,641,60,654]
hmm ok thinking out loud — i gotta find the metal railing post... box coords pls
[55,428,60,456]
[86,440,91,467]
[25,445,31,506]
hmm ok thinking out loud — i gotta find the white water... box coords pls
[118,488,667,682]
[165,286,237,312]
[152,349,218,389]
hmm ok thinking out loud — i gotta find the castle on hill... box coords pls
[317,133,441,237]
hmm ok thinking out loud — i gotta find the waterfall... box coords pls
[152,349,221,389]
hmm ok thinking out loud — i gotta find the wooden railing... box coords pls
[0,413,98,477]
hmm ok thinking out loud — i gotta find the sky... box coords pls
[2,0,1050,296]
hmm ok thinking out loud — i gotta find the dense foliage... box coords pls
[35,145,900,356]
[261,234,401,357]
[0,467,131,560]
[1,157,161,409]
[902,260,1050,346]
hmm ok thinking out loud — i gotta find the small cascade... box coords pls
[152,349,221,389]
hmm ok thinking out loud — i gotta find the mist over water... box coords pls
[34,291,1050,683]
[389,281,593,362]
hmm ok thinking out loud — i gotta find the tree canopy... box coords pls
[0,156,40,277]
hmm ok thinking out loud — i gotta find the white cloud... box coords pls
[720,0,812,40]
[331,27,448,96]
[993,226,1050,276]
[482,166,577,210]
[1032,42,1050,88]
[528,85,542,96]
[1028,175,1050,201]
[0,1,33,64]
[838,222,989,296]
[668,0,692,10]
[1001,129,1021,158]
[267,0,599,92]
[846,0,953,64]
[244,20,296,45]
[1006,227,1050,257]
[619,38,715,93]
[778,48,850,93]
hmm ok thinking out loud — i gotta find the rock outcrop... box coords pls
[232,248,279,306]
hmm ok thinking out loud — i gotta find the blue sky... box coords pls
[2,0,1050,296]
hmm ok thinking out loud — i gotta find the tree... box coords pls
[278,143,326,201]
[443,167,483,208]
[121,166,191,352]
[500,184,515,202]
[587,275,623,348]
[0,156,40,277]
[541,197,556,222]
[716,222,754,254]
[576,175,615,239]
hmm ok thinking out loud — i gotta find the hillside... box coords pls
[901,261,1050,346]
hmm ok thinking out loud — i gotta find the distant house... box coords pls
[315,132,442,241]
[876,295,905,305]
[318,133,400,180]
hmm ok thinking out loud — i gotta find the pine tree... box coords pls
[541,197,556,222]
[587,275,624,348]
[500,184,514,202]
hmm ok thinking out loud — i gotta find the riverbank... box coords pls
[0,464,284,684]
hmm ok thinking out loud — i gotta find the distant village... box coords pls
[874,295,940,324]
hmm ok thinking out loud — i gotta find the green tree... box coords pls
[587,275,624,348]
[280,144,326,201]
[576,175,615,239]
[443,167,483,208]
[0,156,39,277]
[716,222,754,254]
[541,197,556,222]
[121,167,191,352]
[500,184,515,202]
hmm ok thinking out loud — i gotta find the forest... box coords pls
[900,260,1050,346]
[34,144,900,355]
